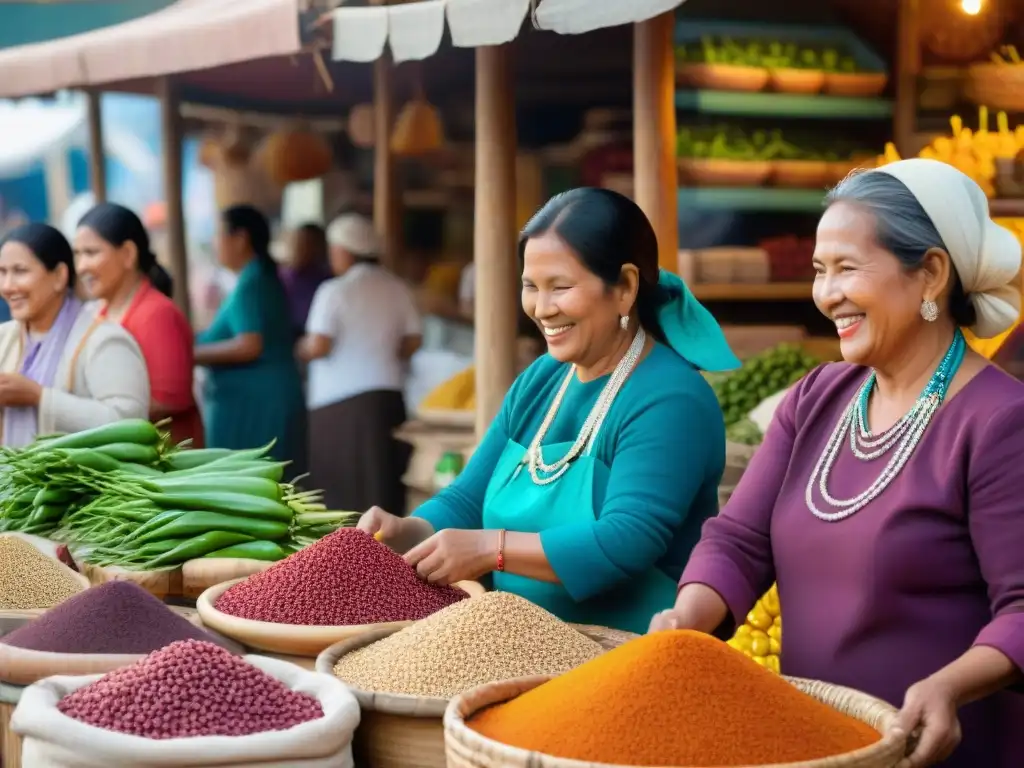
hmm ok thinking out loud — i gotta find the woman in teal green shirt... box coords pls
[361,188,739,633]
[195,205,305,467]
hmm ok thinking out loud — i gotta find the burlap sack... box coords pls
[12,655,359,767]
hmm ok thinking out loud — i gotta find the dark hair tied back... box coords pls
[222,205,273,264]
[826,171,977,328]
[519,187,670,342]
[78,202,173,298]
[1,222,76,289]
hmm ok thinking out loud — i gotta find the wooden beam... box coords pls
[473,44,518,437]
[85,90,106,204]
[633,13,679,274]
[372,53,401,268]
[157,76,191,324]
[894,0,921,157]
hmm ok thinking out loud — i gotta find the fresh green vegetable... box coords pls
[712,344,820,427]
[161,448,237,470]
[56,448,123,473]
[142,491,293,522]
[141,531,256,569]
[726,418,764,446]
[95,442,161,465]
[129,510,290,546]
[203,540,289,561]
[28,419,159,453]
[135,475,282,501]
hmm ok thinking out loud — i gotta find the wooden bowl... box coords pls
[771,160,831,189]
[769,68,825,94]
[679,158,773,187]
[197,577,486,657]
[678,63,769,92]
[444,675,907,768]
[823,72,888,98]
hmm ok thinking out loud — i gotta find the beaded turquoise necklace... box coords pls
[806,329,967,521]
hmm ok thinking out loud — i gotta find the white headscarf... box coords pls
[872,158,1021,339]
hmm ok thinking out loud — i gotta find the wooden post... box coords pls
[156,77,191,323]
[85,90,107,203]
[633,13,678,274]
[474,44,518,437]
[373,54,401,270]
[894,0,921,157]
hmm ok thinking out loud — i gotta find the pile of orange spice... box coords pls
[469,630,880,766]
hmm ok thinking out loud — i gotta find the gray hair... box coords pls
[825,170,977,328]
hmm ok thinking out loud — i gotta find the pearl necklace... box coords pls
[806,330,966,522]
[524,327,646,486]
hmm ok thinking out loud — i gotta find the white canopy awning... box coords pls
[332,0,685,63]
[0,0,301,99]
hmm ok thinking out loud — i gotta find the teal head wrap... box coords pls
[655,270,740,372]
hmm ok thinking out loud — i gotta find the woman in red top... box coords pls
[73,203,203,447]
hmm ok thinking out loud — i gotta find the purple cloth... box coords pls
[3,295,84,448]
[278,264,330,335]
[681,362,1024,768]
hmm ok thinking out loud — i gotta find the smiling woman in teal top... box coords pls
[360,188,739,633]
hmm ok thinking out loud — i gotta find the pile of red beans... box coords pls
[214,528,468,626]
[57,640,323,739]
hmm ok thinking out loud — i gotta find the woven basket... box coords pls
[444,675,905,768]
[316,623,636,768]
[965,63,1024,112]
[0,682,23,766]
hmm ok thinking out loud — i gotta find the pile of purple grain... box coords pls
[57,639,324,739]
[214,528,468,626]
[2,581,214,655]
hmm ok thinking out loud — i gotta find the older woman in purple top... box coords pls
[652,159,1024,768]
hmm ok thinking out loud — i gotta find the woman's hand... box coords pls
[357,507,433,553]
[649,608,689,633]
[892,677,962,768]
[0,374,42,407]
[404,529,497,585]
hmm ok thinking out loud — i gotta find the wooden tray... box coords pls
[181,558,275,599]
[769,68,825,94]
[0,645,142,686]
[197,578,486,657]
[678,62,769,92]
[823,71,888,97]
[79,561,182,600]
[678,158,773,187]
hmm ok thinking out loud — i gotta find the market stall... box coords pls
[0,479,903,768]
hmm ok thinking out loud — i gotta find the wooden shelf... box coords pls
[691,282,814,301]
[675,90,892,119]
[989,199,1024,219]
[678,187,824,212]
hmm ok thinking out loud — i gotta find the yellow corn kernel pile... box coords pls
[728,582,781,673]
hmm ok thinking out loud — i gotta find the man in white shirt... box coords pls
[298,213,422,515]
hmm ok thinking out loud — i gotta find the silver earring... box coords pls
[920,299,939,323]
[619,315,629,331]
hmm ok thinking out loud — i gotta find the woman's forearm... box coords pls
[501,531,560,583]
[930,645,1022,708]
[671,583,731,633]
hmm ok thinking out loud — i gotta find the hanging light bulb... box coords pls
[961,0,982,15]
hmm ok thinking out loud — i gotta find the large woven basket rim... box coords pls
[319,623,633,718]
[444,674,906,768]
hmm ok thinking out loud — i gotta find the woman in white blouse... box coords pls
[0,223,148,446]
